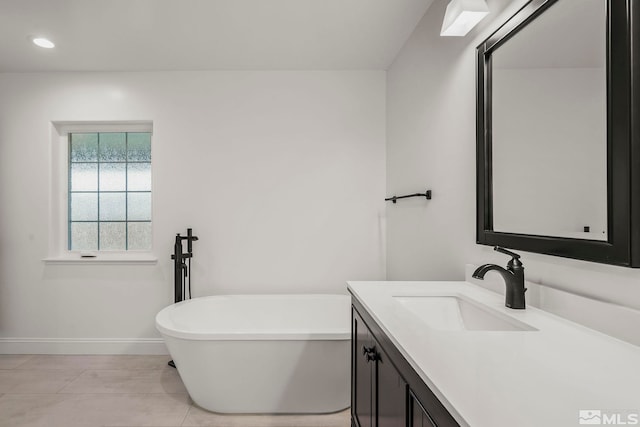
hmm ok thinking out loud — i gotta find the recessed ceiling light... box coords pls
[32,37,55,49]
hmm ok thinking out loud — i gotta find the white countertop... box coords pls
[347,281,640,427]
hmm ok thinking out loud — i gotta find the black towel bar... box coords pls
[385,190,432,204]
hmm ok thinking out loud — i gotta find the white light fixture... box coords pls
[32,37,55,49]
[440,0,489,37]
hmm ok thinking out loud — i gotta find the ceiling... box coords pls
[0,0,433,72]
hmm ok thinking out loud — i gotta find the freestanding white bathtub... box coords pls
[155,294,351,414]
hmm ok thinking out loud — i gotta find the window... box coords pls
[68,131,152,251]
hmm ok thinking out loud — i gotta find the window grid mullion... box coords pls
[68,134,72,250]
[70,220,151,223]
[69,161,149,164]
[97,133,101,250]
[69,190,151,194]
[125,132,129,250]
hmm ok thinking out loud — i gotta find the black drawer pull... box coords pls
[362,345,379,362]
[362,345,375,356]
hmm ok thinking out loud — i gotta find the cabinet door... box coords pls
[352,309,374,427]
[352,299,460,427]
[376,346,406,427]
[410,393,437,427]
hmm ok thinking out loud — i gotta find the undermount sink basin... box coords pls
[394,295,537,331]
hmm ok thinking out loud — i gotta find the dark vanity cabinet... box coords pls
[351,299,459,427]
[352,308,405,427]
[410,393,436,427]
[352,308,375,427]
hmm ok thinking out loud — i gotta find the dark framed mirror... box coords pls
[476,0,640,266]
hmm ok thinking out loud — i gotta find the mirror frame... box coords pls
[476,0,640,267]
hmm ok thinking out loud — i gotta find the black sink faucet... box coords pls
[472,246,526,309]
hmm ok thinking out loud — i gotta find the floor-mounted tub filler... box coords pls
[156,294,351,414]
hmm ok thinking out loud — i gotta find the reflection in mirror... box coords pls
[491,0,607,240]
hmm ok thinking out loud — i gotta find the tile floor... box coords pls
[0,355,350,427]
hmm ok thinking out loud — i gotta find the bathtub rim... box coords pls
[155,293,351,341]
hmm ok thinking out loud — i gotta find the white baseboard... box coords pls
[0,338,168,355]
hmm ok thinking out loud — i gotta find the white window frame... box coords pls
[44,121,157,264]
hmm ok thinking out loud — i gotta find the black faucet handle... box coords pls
[494,247,523,269]
[494,246,520,259]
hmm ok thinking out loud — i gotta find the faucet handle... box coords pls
[494,246,523,269]
[493,246,520,259]
[494,246,520,259]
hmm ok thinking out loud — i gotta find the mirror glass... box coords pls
[491,0,607,240]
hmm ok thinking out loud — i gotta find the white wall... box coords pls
[386,0,640,314]
[0,70,386,353]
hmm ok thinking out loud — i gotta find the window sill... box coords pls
[43,253,158,265]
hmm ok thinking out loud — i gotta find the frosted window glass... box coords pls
[99,133,126,162]
[127,163,151,191]
[71,222,98,250]
[67,130,152,251]
[71,163,98,191]
[70,193,98,221]
[128,222,152,250]
[99,163,126,191]
[128,193,151,220]
[100,222,126,250]
[99,193,126,221]
[127,133,151,161]
[70,133,98,162]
